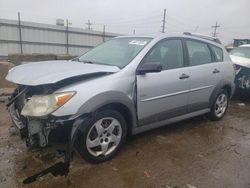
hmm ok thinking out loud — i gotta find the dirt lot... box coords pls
[0,96,250,188]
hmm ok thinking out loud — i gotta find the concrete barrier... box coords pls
[8,54,57,65]
[56,54,77,60]
[8,54,77,65]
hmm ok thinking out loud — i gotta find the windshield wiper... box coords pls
[71,58,94,64]
[71,57,80,62]
[82,61,93,64]
[75,59,120,68]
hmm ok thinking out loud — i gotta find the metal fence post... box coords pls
[18,12,23,54]
[102,24,105,42]
[66,19,69,54]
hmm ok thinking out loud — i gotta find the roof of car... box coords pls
[116,33,222,46]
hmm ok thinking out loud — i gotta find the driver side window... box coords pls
[143,39,184,70]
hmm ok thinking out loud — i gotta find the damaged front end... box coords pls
[5,60,121,184]
[5,61,119,148]
[235,65,250,91]
[7,85,79,184]
[230,47,250,92]
[7,85,72,148]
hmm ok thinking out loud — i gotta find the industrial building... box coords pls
[0,18,118,59]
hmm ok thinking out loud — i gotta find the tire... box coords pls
[207,89,229,121]
[74,109,127,163]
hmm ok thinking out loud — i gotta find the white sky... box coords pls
[0,0,250,44]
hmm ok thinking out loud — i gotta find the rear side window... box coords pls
[211,45,223,62]
[186,40,212,66]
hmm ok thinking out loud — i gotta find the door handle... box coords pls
[213,69,220,74]
[179,73,190,79]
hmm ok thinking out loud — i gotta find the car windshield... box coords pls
[230,47,250,59]
[78,37,152,68]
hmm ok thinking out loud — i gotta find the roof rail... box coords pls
[183,32,221,44]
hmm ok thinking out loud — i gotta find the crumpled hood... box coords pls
[230,55,250,68]
[6,60,120,86]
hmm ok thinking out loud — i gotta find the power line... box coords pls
[94,15,161,26]
[212,21,220,37]
[101,20,160,27]
[220,25,250,29]
[166,21,187,30]
[220,28,250,38]
[98,20,161,30]
[193,26,199,32]
[167,15,196,28]
[93,11,162,23]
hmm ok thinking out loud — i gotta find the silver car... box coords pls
[6,33,235,163]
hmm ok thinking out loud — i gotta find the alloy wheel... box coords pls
[214,93,228,118]
[86,117,122,157]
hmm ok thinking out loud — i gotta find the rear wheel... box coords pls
[74,109,127,163]
[207,89,229,121]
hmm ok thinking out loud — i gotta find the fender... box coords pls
[209,79,234,107]
[77,91,135,113]
[74,91,137,134]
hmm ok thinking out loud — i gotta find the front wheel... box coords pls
[207,89,229,121]
[74,109,127,163]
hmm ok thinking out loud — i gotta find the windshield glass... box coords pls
[78,37,152,68]
[230,47,250,59]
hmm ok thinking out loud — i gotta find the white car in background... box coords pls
[230,45,250,92]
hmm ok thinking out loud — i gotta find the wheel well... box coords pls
[222,85,231,96]
[98,103,133,135]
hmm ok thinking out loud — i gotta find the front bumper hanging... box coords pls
[22,115,87,184]
[7,88,89,184]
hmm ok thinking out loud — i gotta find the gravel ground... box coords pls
[0,97,250,188]
[0,61,15,88]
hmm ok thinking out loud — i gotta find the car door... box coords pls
[136,38,190,126]
[184,39,222,112]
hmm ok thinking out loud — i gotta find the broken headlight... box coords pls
[21,91,76,117]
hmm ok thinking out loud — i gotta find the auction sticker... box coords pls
[129,40,148,45]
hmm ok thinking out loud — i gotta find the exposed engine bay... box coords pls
[235,65,250,90]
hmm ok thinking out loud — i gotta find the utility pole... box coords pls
[161,8,166,33]
[133,29,135,35]
[102,24,106,42]
[86,20,93,30]
[66,19,69,54]
[17,12,23,54]
[212,21,220,37]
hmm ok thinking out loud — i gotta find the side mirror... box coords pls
[137,62,162,75]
